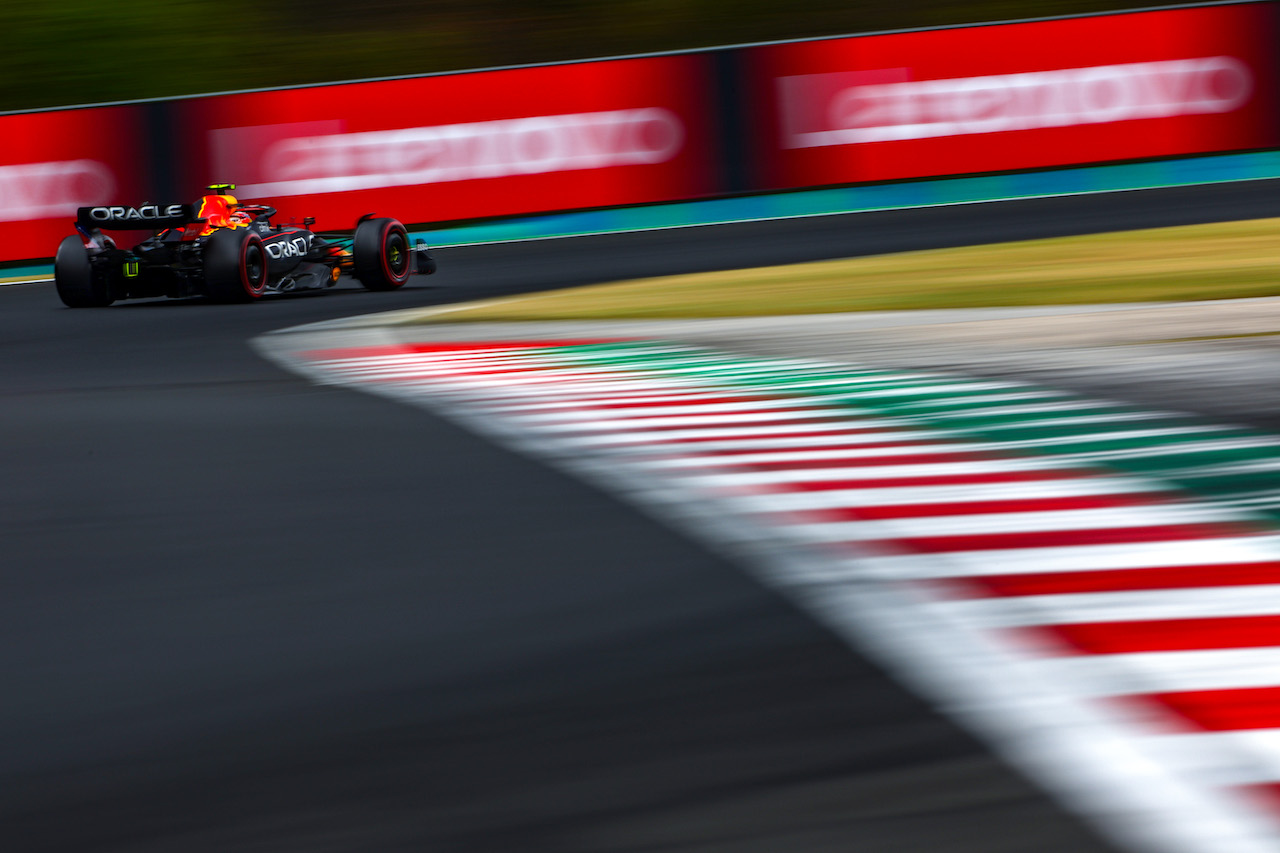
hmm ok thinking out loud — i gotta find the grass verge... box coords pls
[411,217,1280,322]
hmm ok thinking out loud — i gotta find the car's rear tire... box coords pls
[204,229,267,303]
[353,218,411,291]
[55,236,114,308]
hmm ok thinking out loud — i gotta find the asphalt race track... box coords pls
[5,180,1280,853]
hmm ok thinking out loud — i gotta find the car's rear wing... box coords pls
[76,204,197,231]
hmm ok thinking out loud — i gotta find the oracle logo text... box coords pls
[265,235,310,260]
[87,204,186,222]
[781,57,1254,147]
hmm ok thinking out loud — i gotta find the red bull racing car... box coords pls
[55,184,437,307]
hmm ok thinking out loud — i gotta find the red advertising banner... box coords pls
[0,107,154,263]
[171,55,720,230]
[743,3,1280,188]
[6,5,1280,267]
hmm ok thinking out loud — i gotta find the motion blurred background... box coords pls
[5,0,1139,111]
[9,3,1280,853]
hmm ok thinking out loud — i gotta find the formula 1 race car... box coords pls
[55,184,437,307]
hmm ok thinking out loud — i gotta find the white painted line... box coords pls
[942,584,1280,629]
[621,356,855,373]
[681,456,1075,486]
[329,364,654,381]
[455,377,721,398]
[401,373,689,390]
[524,407,866,432]
[996,426,1240,449]
[852,387,1068,403]
[543,422,890,445]
[1048,647,1280,696]
[639,443,990,467]
[1144,729,1280,787]
[476,389,784,410]
[507,397,834,422]
[1179,459,1280,476]
[727,478,1169,510]
[927,400,1134,418]
[605,429,959,451]
[834,536,1280,580]
[752,375,939,389]
[638,430,1250,466]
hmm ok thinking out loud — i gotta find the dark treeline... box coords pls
[4,0,1162,111]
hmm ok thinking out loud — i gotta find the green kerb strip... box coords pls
[521,341,1280,522]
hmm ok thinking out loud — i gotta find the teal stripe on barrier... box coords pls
[420,150,1280,247]
[1,264,52,282]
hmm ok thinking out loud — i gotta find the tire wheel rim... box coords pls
[385,231,408,279]
[245,243,266,293]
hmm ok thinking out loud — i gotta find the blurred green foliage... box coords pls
[3,0,1146,112]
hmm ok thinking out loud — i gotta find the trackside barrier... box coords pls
[741,2,1280,188]
[2,1,1278,265]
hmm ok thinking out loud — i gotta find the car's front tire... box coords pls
[55,236,113,308]
[204,229,267,303]
[353,217,411,291]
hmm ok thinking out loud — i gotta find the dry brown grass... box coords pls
[412,217,1280,322]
